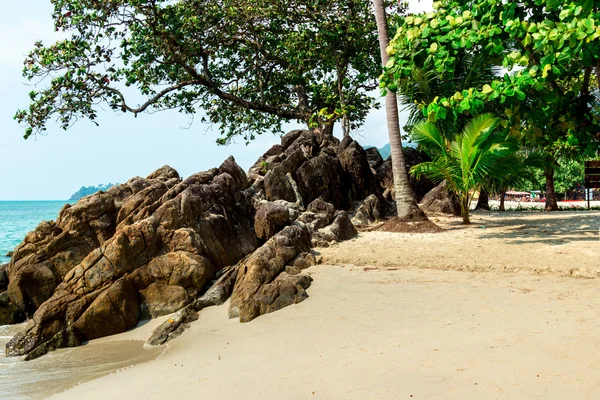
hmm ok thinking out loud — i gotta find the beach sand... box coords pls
[42,210,600,399]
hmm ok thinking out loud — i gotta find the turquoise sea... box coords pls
[0,201,66,264]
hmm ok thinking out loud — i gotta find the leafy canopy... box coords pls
[16,0,383,143]
[383,0,600,147]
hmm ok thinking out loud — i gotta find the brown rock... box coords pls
[0,264,7,292]
[312,211,358,247]
[74,278,140,341]
[365,147,384,170]
[351,195,384,226]
[296,154,346,209]
[229,224,312,322]
[0,292,24,325]
[338,140,375,203]
[419,180,461,216]
[254,202,291,240]
[6,158,258,359]
[140,283,189,319]
[252,272,313,316]
[263,167,297,203]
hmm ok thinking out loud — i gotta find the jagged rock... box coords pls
[130,251,215,319]
[252,272,313,316]
[338,140,376,204]
[146,165,180,181]
[296,154,346,209]
[351,195,384,226]
[4,166,182,319]
[0,264,7,292]
[419,180,461,216]
[263,168,297,203]
[296,199,336,233]
[147,265,239,346]
[5,158,258,359]
[5,251,13,258]
[254,202,291,240]
[229,225,312,322]
[365,147,384,170]
[312,211,358,247]
[285,251,319,275]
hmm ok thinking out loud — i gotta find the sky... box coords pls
[0,0,433,200]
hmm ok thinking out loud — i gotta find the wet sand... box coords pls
[0,319,167,399]
[51,211,600,400]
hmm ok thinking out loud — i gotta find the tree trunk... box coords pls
[461,194,471,224]
[372,0,427,221]
[544,168,559,211]
[475,190,490,210]
[499,190,506,211]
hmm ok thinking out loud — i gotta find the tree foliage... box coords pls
[383,0,600,148]
[16,0,384,143]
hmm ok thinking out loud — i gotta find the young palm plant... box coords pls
[410,113,519,224]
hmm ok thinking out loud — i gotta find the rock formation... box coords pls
[419,180,461,216]
[2,130,428,359]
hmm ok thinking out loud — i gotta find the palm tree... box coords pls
[372,0,427,221]
[410,113,519,224]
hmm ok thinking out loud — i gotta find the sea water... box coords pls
[0,201,66,264]
[0,202,165,399]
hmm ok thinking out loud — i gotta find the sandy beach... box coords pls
[38,210,600,400]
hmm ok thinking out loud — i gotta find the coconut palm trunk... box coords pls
[372,0,426,220]
[460,193,471,224]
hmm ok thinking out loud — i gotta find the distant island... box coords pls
[68,183,117,202]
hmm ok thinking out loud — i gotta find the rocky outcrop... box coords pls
[228,224,313,322]
[6,158,258,359]
[419,180,461,216]
[3,129,424,359]
[4,168,181,320]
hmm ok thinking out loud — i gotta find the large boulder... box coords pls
[351,194,385,226]
[338,140,376,204]
[311,211,358,247]
[229,224,312,322]
[254,202,291,240]
[419,180,461,216]
[296,154,346,209]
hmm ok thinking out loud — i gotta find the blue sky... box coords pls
[0,0,432,200]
